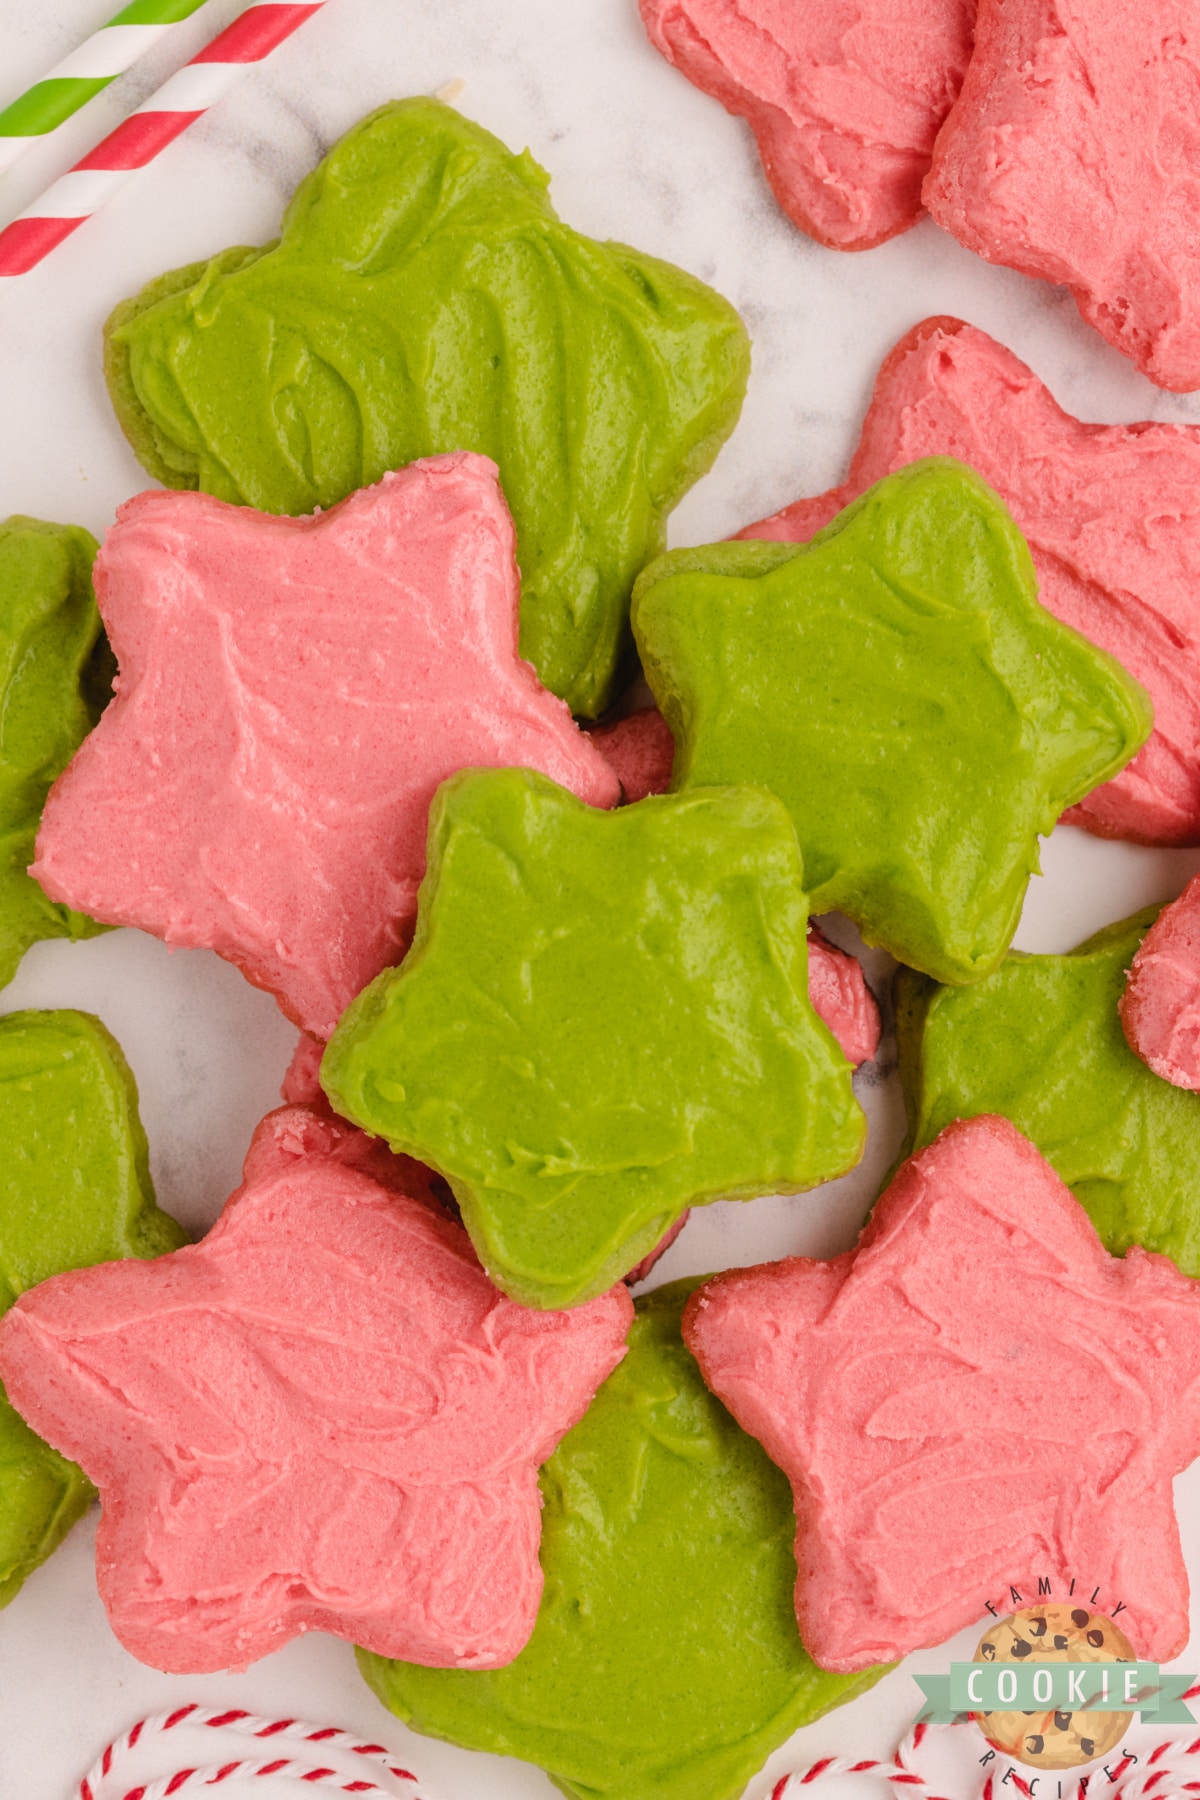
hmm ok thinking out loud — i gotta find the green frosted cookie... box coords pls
[633,458,1152,985]
[0,517,110,989]
[322,769,864,1310]
[103,98,750,717]
[359,1280,885,1800]
[895,907,1200,1275]
[0,1010,186,1605]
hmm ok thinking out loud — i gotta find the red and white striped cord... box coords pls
[0,2,326,276]
[76,1688,1200,1800]
[77,1704,435,1800]
[772,1722,957,1800]
[773,1692,1200,1800]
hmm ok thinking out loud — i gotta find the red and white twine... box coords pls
[773,1688,1200,1800]
[772,1722,957,1800]
[76,1704,434,1800]
[77,1688,1200,1800]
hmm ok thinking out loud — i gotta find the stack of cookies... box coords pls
[4,13,1200,1791]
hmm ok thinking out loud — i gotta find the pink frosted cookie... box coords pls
[807,924,880,1067]
[743,317,1200,844]
[684,1114,1200,1671]
[0,1104,632,1674]
[638,0,975,250]
[1121,881,1200,1089]
[590,707,675,803]
[245,1099,444,1215]
[281,1032,327,1109]
[32,456,619,1038]
[924,0,1200,391]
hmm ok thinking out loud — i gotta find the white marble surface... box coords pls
[3,2,1200,1795]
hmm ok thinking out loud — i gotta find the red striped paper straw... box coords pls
[0,1,326,276]
[0,0,212,176]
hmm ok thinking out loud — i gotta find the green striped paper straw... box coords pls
[0,0,211,173]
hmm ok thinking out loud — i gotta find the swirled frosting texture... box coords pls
[321,769,865,1311]
[639,0,975,250]
[359,1280,885,1800]
[102,98,750,716]
[0,1104,632,1675]
[0,517,109,988]
[684,1115,1200,1671]
[1121,877,1200,1089]
[31,456,618,1040]
[0,1009,185,1609]
[634,458,1151,985]
[924,0,1200,391]
[896,908,1200,1275]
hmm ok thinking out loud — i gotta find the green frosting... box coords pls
[359,1280,884,1800]
[0,517,111,989]
[322,769,864,1310]
[895,907,1200,1275]
[103,97,750,717]
[633,458,1152,985]
[0,1010,186,1606]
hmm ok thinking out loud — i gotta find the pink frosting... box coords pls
[0,1105,633,1674]
[638,0,975,250]
[806,923,880,1066]
[684,1114,1200,1671]
[246,1099,445,1215]
[32,455,619,1038]
[589,708,676,803]
[281,1032,329,1109]
[924,0,1200,391]
[743,317,1200,845]
[1121,879,1200,1089]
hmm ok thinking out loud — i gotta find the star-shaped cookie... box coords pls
[743,318,1200,845]
[322,768,866,1310]
[32,456,619,1040]
[633,457,1151,984]
[0,1103,633,1674]
[684,1114,1200,1671]
[639,0,974,249]
[103,98,750,716]
[0,1009,186,1609]
[0,516,110,988]
[925,0,1200,391]
[896,907,1200,1275]
[360,1280,885,1800]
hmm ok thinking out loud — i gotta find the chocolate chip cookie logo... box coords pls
[971,1605,1134,1769]
[914,1594,1196,1774]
